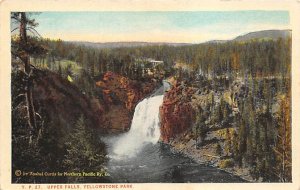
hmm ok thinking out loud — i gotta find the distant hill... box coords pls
[205,40,228,44]
[68,29,291,48]
[205,29,291,44]
[68,41,191,49]
[233,29,291,42]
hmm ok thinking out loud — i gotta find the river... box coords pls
[102,82,245,183]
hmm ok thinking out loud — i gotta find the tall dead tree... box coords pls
[11,12,45,144]
[21,13,37,144]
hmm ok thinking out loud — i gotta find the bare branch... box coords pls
[11,27,19,33]
[13,102,27,112]
[15,93,26,99]
[35,112,42,119]
[27,29,37,37]
[11,51,37,70]
[11,51,27,64]
[11,15,21,22]
[27,27,42,38]
[272,147,283,158]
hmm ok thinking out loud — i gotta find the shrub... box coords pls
[219,159,235,169]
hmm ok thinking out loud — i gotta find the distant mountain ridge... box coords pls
[69,29,291,48]
[233,29,291,42]
[67,41,191,49]
[206,29,291,44]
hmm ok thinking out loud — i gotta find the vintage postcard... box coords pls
[0,0,300,190]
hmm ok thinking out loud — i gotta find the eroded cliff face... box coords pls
[159,77,288,182]
[158,78,252,179]
[31,70,159,134]
[159,82,196,143]
[96,71,159,133]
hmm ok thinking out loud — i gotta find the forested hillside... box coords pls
[159,38,291,182]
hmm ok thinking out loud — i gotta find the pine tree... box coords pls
[273,90,291,182]
[237,118,247,167]
[11,12,47,144]
[224,128,232,157]
[63,115,107,182]
[58,62,62,76]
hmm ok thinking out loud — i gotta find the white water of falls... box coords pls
[112,95,164,159]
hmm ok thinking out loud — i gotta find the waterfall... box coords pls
[112,94,164,159]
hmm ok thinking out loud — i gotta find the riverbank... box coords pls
[163,136,257,182]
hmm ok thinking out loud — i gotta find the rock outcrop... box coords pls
[28,70,159,134]
[159,81,196,142]
[96,71,159,132]
[158,78,250,177]
[159,77,288,182]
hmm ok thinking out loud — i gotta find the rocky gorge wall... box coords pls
[158,77,286,182]
[159,81,196,143]
[31,69,159,134]
[95,71,159,133]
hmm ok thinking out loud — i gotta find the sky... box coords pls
[22,11,290,43]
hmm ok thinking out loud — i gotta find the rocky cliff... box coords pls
[159,81,196,142]
[17,69,158,134]
[96,71,159,132]
[159,77,287,182]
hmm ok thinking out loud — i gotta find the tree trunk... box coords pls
[20,12,37,144]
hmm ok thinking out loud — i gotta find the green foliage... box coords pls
[11,70,108,183]
[228,78,291,181]
[63,115,107,174]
